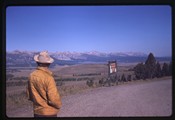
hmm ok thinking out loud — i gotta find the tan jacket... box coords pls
[26,67,62,115]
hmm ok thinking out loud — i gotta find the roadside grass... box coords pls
[58,84,90,97]
[6,83,90,111]
[6,91,32,111]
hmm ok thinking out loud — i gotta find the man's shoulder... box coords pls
[30,69,53,79]
[30,69,41,76]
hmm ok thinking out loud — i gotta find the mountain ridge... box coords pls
[6,50,171,67]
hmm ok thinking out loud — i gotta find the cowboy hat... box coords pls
[34,51,54,63]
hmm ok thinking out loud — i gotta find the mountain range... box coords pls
[6,50,171,67]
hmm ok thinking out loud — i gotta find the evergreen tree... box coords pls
[155,62,162,78]
[145,53,156,65]
[127,75,132,81]
[134,62,145,80]
[162,62,169,76]
[145,53,157,79]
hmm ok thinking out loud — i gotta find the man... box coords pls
[27,51,62,117]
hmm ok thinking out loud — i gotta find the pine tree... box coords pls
[162,62,169,76]
[134,62,145,80]
[155,62,162,78]
[145,53,156,65]
[145,53,157,79]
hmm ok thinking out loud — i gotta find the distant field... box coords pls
[6,63,136,76]
[6,63,136,80]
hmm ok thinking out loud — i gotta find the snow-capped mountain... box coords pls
[6,50,170,67]
[49,51,147,60]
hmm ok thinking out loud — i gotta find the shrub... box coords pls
[6,91,30,107]
[56,81,65,86]
[13,76,28,81]
[99,78,104,86]
[56,78,76,81]
[110,75,117,83]
[6,74,14,80]
[86,79,94,87]
[155,62,162,78]
[6,81,27,87]
[127,75,132,81]
[134,62,146,80]
[162,62,169,76]
[121,74,126,82]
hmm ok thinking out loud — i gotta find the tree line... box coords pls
[134,53,172,80]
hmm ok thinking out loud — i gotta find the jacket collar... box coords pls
[37,67,53,76]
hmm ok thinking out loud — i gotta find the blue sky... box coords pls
[6,6,171,57]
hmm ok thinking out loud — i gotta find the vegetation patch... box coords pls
[6,91,32,111]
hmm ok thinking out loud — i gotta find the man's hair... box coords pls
[37,62,51,67]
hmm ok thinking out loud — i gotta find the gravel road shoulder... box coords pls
[6,78,172,117]
[58,79,172,117]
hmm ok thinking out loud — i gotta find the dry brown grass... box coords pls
[54,64,108,77]
[58,84,90,97]
[7,63,135,79]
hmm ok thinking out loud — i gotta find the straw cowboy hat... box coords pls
[34,51,54,63]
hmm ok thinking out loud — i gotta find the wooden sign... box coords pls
[108,61,117,75]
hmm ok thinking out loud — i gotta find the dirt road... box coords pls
[58,79,172,117]
[7,79,172,117]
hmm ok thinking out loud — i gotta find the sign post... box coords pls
[108,60,117,77]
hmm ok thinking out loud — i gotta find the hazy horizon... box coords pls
[6,49,172,57]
